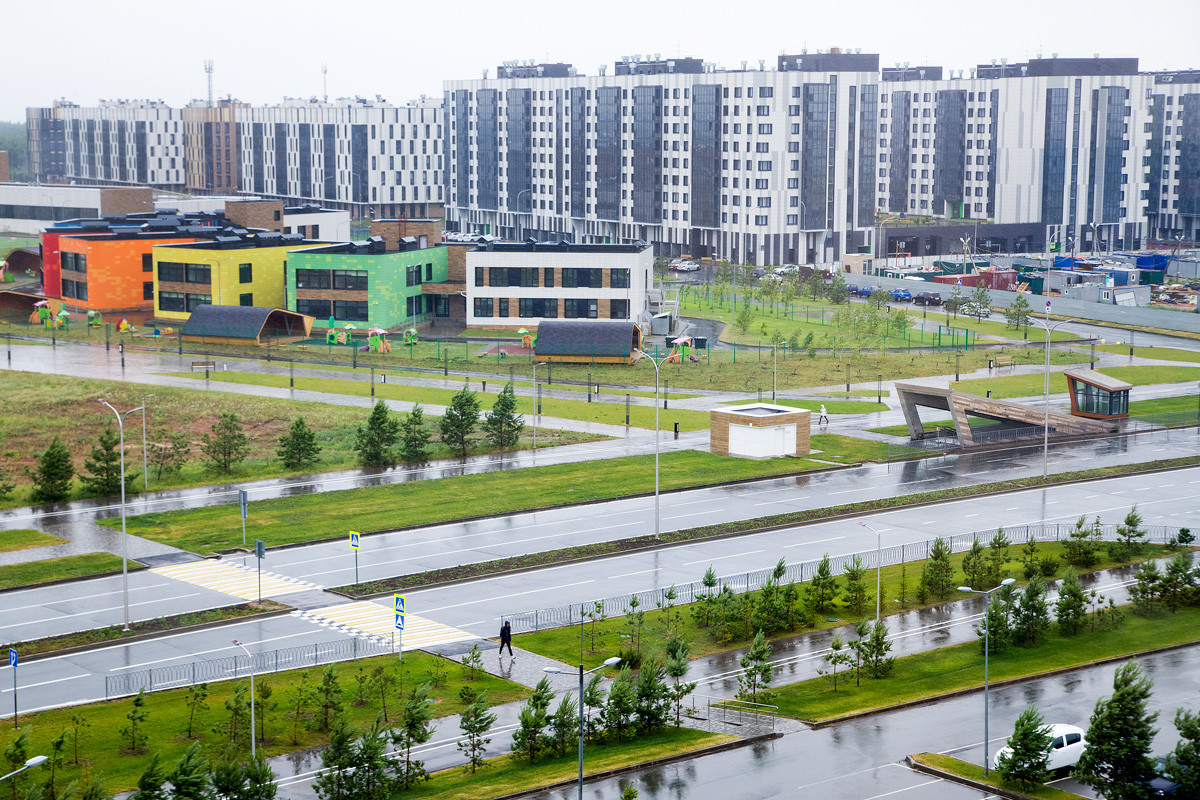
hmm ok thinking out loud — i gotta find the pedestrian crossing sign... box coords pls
[394,594,405,615]
[349,531,360,550]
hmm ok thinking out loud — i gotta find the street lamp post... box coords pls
[1028,304,1075,479]
[98,398,145,630]
[544,613,621,800]
[958,577,1016,776]
[634,349,671,539]
[858,520,885,623]
[142,394,154,490]
[0,756,47,783]
[232,640,257,760]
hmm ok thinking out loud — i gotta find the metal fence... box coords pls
[502,523,1183,634]
[689,695,777,730]
[104,635,394,701]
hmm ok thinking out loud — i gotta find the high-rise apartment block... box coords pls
[444,51,1199,263]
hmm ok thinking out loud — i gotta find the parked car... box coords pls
[1147,756,1182,797]
[752,267,768,278]
[992,723,1087,775]
[676,261,700,272]
[914,291,943,306]
[889,288,912,302]
[960,302,990,318]
[846,284,860,295]
[857,285,875,297]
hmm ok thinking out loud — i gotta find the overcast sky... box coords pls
[6,0,1198,122]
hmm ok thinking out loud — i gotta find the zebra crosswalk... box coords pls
[151,559,320,600]
[291,601,477,652]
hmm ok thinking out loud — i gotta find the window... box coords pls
[295,269,331,289]
[158,261,185,283]
[143,282,154,301]
[425,263,433,281]
[754,215,769,226]
[563,268,603,288]
[238,263,252,283]
[474,298,493,317]
[786,214,798,225]
[142,254,153,273]
[563,298,598,319]
[498,298,509,317]
[488,267,539,287]
[757,124,772,135]
[435,296,449,317]
[543,267,555,287]
[407,265,425,287]
[332,270,368,291]
[185,293,210,311]
[518,298,558,318]
[758,161,772,171]
[474,267,484,287]
[185,264,210,284]
[296,298,331,318]
[610,269,630,288]
[158,291,185,312]
[239,293,253,307]
[333,300,368,321]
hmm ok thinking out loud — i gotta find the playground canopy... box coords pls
[180,305,314,345]
[533,319,643,364]
[0,290,60,320]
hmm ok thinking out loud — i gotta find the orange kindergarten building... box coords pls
[57,231,202,313]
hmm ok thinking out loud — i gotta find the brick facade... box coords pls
[224,200,285,233]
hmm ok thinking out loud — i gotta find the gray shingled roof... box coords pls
[535,320,637,356]
[181,305,308,339]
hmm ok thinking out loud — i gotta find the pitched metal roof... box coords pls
[535,320,638,356]
[1063,368,1133,392]
[180,305,308,339]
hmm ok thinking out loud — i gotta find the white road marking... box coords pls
[682,550,765,566]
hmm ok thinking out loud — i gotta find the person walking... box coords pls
[818,404,829,425]
[499,620,514,657]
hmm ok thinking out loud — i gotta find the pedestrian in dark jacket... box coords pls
[499,620,514,656]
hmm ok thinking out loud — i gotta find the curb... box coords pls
[905,755,1067,800]
[802,638,1200,729]
[493,731,783,800]
[11,606,294,662]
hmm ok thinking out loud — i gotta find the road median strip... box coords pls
[908,753,1087,800]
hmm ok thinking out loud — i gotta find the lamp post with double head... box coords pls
[98,398,145,630]
[1028,305,1075,479]
[141,394,154,490]
[958,577,1016,776]
[544,615,621,800]
[634,349,671,538]
[531,361,545,456]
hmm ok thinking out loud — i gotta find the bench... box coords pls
[191,361,216,372]
[993,356,1014,369]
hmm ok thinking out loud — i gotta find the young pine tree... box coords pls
[276,417,321,470]
[440,385,481,457]
[1075,661,1160,799]
[354,401,400,468]
[457,691,497,774]
[82,422,138,496]
[481,382,524,451]
[398,404,432,463]
[29,436,75,503]
[200,413,250,474]
[996,706,1053,788]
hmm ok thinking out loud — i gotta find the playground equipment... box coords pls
[118,317,136,334]
[402,328,418,345]
[666,336,700,364]
[367,328,391,353]
[87,310,104,328]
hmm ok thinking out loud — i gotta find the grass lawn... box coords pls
[0,553,131,589]
[912,753,1086,800]
[769,605,1200,722]
[104,448,869,553]
[952,365,1200,398]
[168,371,715,432]
[0,651,530,793]
[808,389,891,398]
[0,529,66,552]
[407,728,732,799]
[514,540,1178,670]
[1128,394,1200,415]
[0,371,601,509]
[727,398,889,414]
[1091,344,1200,363]
[868,419,951,436]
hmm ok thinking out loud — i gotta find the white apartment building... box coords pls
[444,53,1200,264]
[464,240,652,328]
[236,98,444,217]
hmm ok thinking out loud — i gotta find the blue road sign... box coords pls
[394,594,406,615]
[8,649,15,668]
[395,613,405,630]
[349,531,360,550]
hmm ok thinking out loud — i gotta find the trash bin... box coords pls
[694,337,708,350]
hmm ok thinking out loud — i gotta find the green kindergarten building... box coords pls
[285,236,450,330]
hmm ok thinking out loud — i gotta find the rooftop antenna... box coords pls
[204,59,214,107]
[322,63,328,102]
